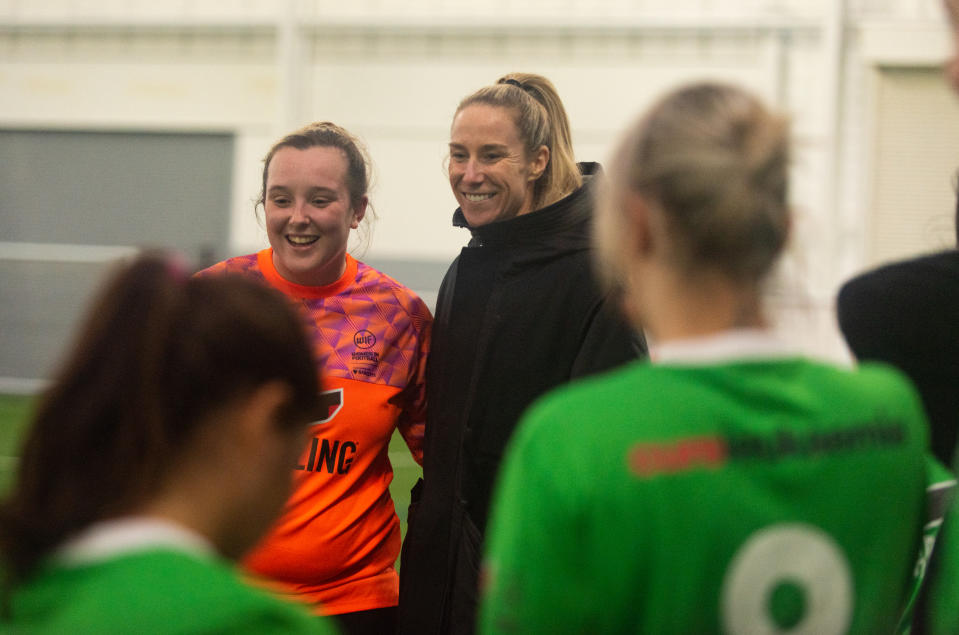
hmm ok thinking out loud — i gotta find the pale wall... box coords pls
[1,0,957,366]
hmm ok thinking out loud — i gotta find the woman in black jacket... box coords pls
[398,72,645,635]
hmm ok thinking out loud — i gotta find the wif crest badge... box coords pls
[351,329,380,378]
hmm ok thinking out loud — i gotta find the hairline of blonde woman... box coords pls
[456,73,584,212]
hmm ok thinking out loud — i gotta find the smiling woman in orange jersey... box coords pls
[199,122,431,635]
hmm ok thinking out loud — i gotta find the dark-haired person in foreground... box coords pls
[480,82,936,634]
[0,253,338,634]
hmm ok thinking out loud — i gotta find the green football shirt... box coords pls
[896,458,955,634]
[480,334,932,634]
[927,466,959,635]
[4,519,339,634]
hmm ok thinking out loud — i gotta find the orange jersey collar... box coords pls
[257,249,358,299]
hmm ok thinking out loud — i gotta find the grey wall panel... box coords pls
[0,129,232,259]
[0,260,119,381]
[0,129,234,386]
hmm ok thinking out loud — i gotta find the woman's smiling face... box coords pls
[448,104,548,227]
[264,145,366,287]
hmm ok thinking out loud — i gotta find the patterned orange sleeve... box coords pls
[390,294,431,466]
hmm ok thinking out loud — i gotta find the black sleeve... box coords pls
[570,296,647,379]
[837,267,909,367]
[837,252,959,373]
[837,250,959,464]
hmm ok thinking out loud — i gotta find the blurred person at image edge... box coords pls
[836,2,959,632]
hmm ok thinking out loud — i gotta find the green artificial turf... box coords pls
[0,394,35,494]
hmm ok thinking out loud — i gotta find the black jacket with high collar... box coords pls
[453,163,598,252]
[398,162,646,635]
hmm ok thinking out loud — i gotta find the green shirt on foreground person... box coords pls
[7,521,338,634]
[480,337,939,635]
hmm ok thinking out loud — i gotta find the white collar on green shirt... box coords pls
[651,328,797,365]
[55,517,216,566]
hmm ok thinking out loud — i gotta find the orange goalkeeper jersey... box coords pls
[199,249,430,615]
